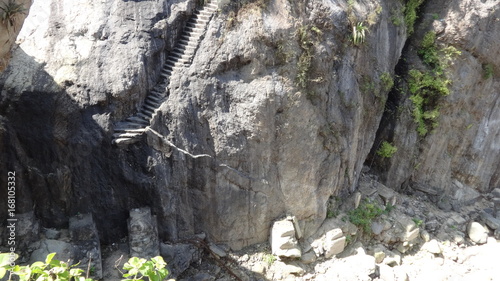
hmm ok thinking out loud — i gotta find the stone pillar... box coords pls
[69,213,102,279]
[128,207,159,258]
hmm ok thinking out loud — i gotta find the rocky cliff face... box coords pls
[370,0,500,205]
[0,0,498,251]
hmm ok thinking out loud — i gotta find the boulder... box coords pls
[467,222,488,244]
[423,239,442,254]
[270,219,301,258]
[160,243,200,278]
[300,251,317,264]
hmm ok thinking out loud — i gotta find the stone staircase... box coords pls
[112,0,218,146]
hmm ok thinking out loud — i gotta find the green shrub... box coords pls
[483,64,494,79]
[376,141,397,158]
[295,25,322,89]
[348,199,392,233]
[0,253,169,281]
[263,254,276,265]
[351,22,367,46]
[418,31,439,68]
[404,0,424,35]
[408,69,449,136]
[380,72,394,91]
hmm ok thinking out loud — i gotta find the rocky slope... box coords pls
[0,0,499,257]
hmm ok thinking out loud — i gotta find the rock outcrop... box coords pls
[0,0,498,253]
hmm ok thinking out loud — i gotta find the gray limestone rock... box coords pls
[270,219,301,259]
[467,222,488,244]
[69,213,103,279]
[128,208,160,259]
[481,211,500,230]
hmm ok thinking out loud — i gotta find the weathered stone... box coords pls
[384,251,402,267]
[494,229,500,240]
[376,184,397,206]
[423,239,442,254]
[324,236,346,259]
[467,222,488,244]
[270,219,301,258]
[160,243,199,278]
[191,272,215,281]
[128,208,159,258]
[29,239,74,264]
[420,229,430,242]
[274,261,305,276]
[404,228,420,242]
[354,192,362,209]
[301,251,317,264]
[43,228,61,240]
[491,188,500,198]
[322,253,376,281]
[16,212,40,249]
[481,211,500,230]
[252,262,266,275]
[371,221,384,236]
[208,243,227,258]
[69,213,103,279]
[373,249,386,264]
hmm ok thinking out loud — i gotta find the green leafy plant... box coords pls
[483,63,494,79]
[380,72,394,92]
[345,234,353,245]
[1,253,169,281]
[121,256,169,281]
[263,254,276,265]
[408,69,450,136]
[295,25,322,89]
[404,0,424,35]
[348,199,387,233]
[0,0,26,27]
[412,218,423,227]
[0,252,93,281]
[390,7,403,26]
[351,22,367,46]
[376,141,397,158]
[418,31,439,68]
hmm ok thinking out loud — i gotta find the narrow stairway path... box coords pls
[112,0,218,147]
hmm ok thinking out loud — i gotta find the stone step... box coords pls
[145,98,160,107]
[114,127,146,133]
[178,39,198,48]
[143,103,157,112]
[169,56,189,64]
[182,29,203,37]
[114,122,143,131]
[113,132,142,139]
[196,10,213,16]
[193,11,211,19]
[185,26,205,33]
[141,107,155,116]
[137,112,152,120]
[149,89,165,97]
[170,50,191,60]
[148,95,164,103]
[178,35,199,44]
[126,116,149,125]
[192,16,209,23]
[186,21,206,29]
[113,137,141,146]
[150,89,164,96]
[163,64,182,72]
